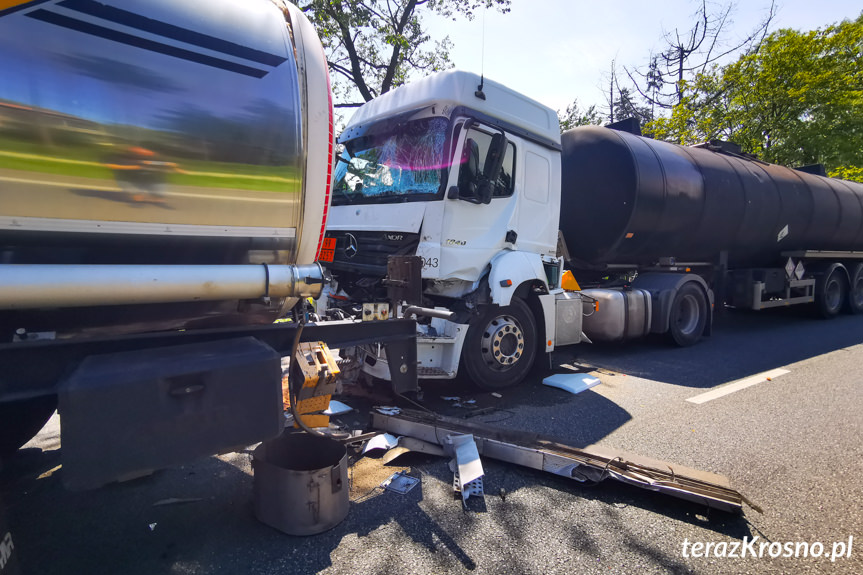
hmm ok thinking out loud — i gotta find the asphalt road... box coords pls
[2,307,862,574]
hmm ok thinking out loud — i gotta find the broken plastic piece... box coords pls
[445,434,484,502]
[542,373,601,395]
[381,471,420,494]
[323,400,352,415]
[382,436,447,464]
[362,433,399,454]
[375,406,402,416]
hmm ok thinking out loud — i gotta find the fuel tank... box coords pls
[0,0,333,336]
[560,126,863,267]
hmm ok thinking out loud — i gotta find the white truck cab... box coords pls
[322,71,572,389]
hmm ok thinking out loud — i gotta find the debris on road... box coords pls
[444,434,484,503]
[542,373,601,395]
[323,400,353,416]
[37,465,62,480]
[381,471,420,494]
[381,436,446,465]
[373,409,756,514]
[348,457,409,502]
[362,433,399,454]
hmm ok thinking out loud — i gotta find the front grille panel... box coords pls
[325,231,419,275]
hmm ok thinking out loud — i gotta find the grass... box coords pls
[0,141,301,192]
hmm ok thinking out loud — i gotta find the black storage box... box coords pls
[59,337,282,490]
[728,268,786,308]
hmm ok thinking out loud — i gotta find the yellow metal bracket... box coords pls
[282,342,341,429]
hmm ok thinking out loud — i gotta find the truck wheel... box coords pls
[815,267,846,318]
[0,396,57,458]
[668,283,707,347]
[845,263,863,314]
[462,298,537,390]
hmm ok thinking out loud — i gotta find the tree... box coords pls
[612,87,652,125]
[625,0,775,111]
[299,0,511,109]
[558,99,602,131]
[648,14,863,181]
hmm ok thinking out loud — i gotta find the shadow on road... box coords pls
[555,307,863,388]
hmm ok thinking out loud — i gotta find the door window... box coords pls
[457,126,515,199]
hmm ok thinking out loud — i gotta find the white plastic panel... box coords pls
[327,203,426,233]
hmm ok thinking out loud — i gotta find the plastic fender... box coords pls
[631,273,713,335]
[488,251,548,307]
[538,293,556,352]
[807,261,849,283]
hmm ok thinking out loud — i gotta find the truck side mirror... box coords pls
[474,133,506,205]
[483,133,506,183]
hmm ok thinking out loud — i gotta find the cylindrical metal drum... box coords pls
[560,126,863,267]
[252,432,349,536]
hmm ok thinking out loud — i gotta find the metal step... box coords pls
[417,336,459,344]
[417,366,454,378]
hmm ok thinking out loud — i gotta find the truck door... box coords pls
[438,122,518,282]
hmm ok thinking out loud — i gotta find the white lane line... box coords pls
[686,368,790,405]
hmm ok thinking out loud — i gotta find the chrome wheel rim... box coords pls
[480,314,525,371]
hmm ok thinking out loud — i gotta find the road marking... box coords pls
[686,368,790,404]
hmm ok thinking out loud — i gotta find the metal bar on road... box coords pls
[373,410,751,514]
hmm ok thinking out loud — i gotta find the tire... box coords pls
[462,298,537,390]
[845,263,863,314]
[668,283,708,347]
[0,395,57,458]
[815,267,846,318]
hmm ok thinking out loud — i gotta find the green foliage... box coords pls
[557,99,602,131]
[647,13,863,179]
[300,0,511,108]
[829,166,863,183]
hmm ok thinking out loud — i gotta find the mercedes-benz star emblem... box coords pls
[344,233,358,259]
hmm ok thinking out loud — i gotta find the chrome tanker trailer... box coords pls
[0,0,416,487]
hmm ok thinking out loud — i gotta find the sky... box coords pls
[422,0,862,116]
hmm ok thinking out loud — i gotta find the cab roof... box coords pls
[341,70,561,148]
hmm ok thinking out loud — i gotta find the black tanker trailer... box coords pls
[559,125,863,328]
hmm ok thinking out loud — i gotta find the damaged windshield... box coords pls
[333,116,449,205]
